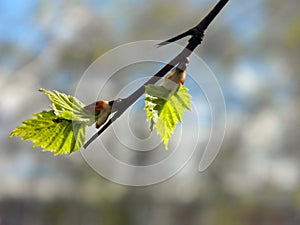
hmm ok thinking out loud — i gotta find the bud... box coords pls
[161,58,189,91]
[85,100,114,128]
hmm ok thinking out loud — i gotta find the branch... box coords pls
[83,0,229,148]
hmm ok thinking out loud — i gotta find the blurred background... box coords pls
[1,0,300,224]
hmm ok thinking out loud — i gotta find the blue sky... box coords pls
[1,0,41,47]
[0,0,265,51]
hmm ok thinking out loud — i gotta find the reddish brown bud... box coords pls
[85,100,110,111]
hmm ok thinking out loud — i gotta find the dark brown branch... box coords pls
[83,0,229,149]
[158,0,229,47]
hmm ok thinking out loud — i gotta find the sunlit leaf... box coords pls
[144,84,191,149]
[10,89,96,155]
[10,110,86,155]
[39,89,95,125]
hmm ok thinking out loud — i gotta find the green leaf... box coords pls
[10,110,85,155]
[10,89,96,155]
[39,88,95,125]
[144,84,191,149]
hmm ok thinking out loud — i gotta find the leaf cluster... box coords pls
[10,89,95,155]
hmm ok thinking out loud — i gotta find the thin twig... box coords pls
[83,0,229,149]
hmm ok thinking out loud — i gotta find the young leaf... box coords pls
[144,84,191,149]
[10,89,96,155]
[39,89,95,125]
[10,111,85,155]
